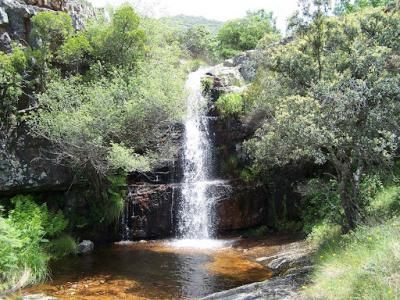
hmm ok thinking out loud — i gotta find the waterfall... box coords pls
[176,68,216,241]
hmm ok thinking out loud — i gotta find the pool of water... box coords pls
[24,240,272,299]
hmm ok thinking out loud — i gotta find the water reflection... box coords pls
[24,242,271,299]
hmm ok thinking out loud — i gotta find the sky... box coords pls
[87,0,300,32]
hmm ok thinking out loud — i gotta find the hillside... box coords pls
[163,14,223,33]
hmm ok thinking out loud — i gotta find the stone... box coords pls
[77,240,94,254]
[0,31,12,52]
[223,58,234,67]
[0,6,8,24]
[202,241,315,300]
[201,268,309,300]
[0,126,74,194]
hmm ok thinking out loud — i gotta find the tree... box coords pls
[57,33,92,73]
[87,5,146,69]
[180,25,215,60]
[245,6,400,229]
[217,9,279,58]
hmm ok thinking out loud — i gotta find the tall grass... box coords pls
[305,219,400,299]
[304,184,400,300]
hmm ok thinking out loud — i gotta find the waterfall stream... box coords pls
[177,68,214,240]
[173,68,230,248]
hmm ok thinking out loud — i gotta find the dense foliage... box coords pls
[0,195,72,293]
[0,5,186,292]
[217,10,279,58]
[245,2,400,229]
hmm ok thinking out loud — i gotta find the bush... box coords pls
[0,195,71,293]
[299,179,343,234]
[217,10,279,58]
[368,185,400,219]
[47,235,77,258]
[215,93,245,117]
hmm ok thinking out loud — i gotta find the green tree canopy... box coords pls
[217,9,280,58]
[245,4,400,229]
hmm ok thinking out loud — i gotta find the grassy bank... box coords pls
[304,184,400,299]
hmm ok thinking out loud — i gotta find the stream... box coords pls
[24,240,273,299]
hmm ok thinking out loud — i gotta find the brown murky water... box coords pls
[23,240,272,299]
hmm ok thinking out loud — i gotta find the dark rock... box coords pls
[0,126,74,194]
[216,183,266,232]
[124,184,179,240]
[0,31,12,52]
[77,240,94,254]
[123,181,269,240]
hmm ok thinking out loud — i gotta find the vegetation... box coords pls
[234,1,400,297]
[245,2,400,230]
[0,4,186,293]
[304,184,400,299]
[165,15,223,34]
[217,10,279,58]
[0,195,72,293]
[1,0,400,297]
[215,93,245,117]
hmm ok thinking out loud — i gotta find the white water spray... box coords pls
[176,68,218,243]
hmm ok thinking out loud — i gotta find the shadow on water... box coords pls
[25,241,271,299]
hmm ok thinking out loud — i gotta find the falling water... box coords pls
[176,68,220,245]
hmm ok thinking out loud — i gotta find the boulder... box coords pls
[0,6,8,24]
[201,268,308,300]
[0,126,74,194]
[77,240,94,254]
[205,65,246,101]
[0,31,11,52]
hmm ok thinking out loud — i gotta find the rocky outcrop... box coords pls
[124,184,178,239]
[216,183,266,232]
[202,241,314,300]
[0,127,74,194]
[0,0,99,45]
[122,181,267,240]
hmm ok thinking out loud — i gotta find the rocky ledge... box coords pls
[202,241,314,300]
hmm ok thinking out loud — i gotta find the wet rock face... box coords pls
[125,184,179,239]
[216,184,266,232]
[123,181,267,240]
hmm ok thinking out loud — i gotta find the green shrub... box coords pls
[245,225,269,237]
[299,179,342,234]
[47,235,77,258]
[307,221,342,247]
[368,185,400,219]
[201,76,214,95]
[215,93,244,117]
[0,195,71,293]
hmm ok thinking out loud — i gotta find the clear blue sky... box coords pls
[88,0,300,32]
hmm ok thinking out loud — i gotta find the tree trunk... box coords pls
[338,165,361,231]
